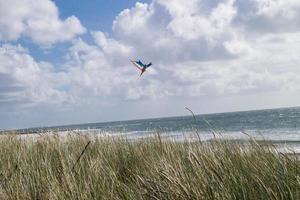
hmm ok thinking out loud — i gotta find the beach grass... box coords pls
[0,133,299,199]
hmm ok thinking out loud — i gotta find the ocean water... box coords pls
[21,107,300,152]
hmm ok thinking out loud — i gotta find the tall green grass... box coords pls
[0,134,299,199]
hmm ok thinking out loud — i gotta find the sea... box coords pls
[17,107,300,153]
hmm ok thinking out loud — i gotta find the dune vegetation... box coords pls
[0,133,299,200]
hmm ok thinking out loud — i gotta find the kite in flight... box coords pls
[130,60,152,77]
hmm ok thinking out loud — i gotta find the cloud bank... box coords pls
[0,0,85,46]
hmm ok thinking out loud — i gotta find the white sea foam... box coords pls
[6,128,300,153]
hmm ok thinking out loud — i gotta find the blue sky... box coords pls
[55,0,150,32]
[1,0,300,129]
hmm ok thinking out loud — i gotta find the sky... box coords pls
[1,0,300,129]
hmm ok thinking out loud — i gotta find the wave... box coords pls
[13,127,300,153]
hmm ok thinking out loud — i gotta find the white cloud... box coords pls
[255,0,300,19]
[64,38,169,101]
[234,0,300,33]
[91,31,132,66]
[0,0,85,46]
[162,0,237,41]
[0,44,71,105]
[224,37,251,56]
[111,0,249,64]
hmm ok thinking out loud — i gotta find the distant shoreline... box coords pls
[1,129,300,154]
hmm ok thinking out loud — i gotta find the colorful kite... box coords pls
[130,60,152,77]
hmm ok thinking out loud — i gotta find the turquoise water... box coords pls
[20,107,300,147]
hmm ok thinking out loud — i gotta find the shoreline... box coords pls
[1,129,300,154]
